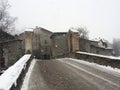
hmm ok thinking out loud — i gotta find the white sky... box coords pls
[9,0,120,42]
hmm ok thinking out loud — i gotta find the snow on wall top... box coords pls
[76,51,120,60]
[0,54,31,90]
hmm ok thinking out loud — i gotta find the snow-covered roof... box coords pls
[69,28,78,32]
[25,28,33,31]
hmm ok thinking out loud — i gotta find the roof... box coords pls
[50,32,67,38]
[90,39,108,43]
[0,30,15,43]
[0,30,15,39]
[25,31,33,33]
[89,39,99,43]
[0,39,22,44]
[69,28,78,32]
[85,38,113,50]
[25,28,33,31]
[90,44,113,50]
[34,26,53,33]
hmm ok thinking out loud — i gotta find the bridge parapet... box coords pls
[0,54,32,90]
[75,51,120,69]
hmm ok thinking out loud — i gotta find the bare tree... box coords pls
[72,27,89,39]
[0,0,16,33]
[112,38,120,56]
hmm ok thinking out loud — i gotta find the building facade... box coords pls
[68,30,80,53]
[19,31,33,54]
[32,27,52,59]
[2,40,23,67]
[50,32,68,58]
[0,31,23,69]
[79,38,113,56]
[25,31,33,53]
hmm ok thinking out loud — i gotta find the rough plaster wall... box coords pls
[79,38,90,52]
[90,46,113,56]
[75,53,120,69]
[3,41,23,67]
[53,34,68,57]
[32,28,52,58]
[72,33,79,52]
[25,32,33,53]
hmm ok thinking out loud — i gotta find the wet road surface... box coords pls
[28,58,120,90]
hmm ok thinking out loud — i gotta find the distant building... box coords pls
[0,40,23,67]
[79,38,90,52]
[79,38,113,56]
[50,32,68,58]
[89,39,113,55]
[50,30,80,58]
[17,26,114,60]
[25,31,33,53]
[0,30,15,43]
[50,30,113,58]
[0,31,23,69]
[68,30,80,53]
[19,31,33,53]
[32,27,52,59]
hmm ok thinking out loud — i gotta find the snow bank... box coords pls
[0,54,31,90]
[21,59,36,90]
[76,51,120,60]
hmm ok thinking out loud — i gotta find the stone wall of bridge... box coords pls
[74,52,120,69]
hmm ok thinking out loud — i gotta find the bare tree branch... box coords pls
[71,27,89,39]
[0,0,17,33]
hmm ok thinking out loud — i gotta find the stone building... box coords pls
[79,38,90,52]
[79,38,113,56]
[50,30,80,58]
[19,31,33,54]
[68,30,80,53]
[0,31,23,69]
[0,30,15,42]
[32,27,52,59]
[0,40,23,68]
[50,32,68,58]
[25,31,33,53]
[89,39,113,55]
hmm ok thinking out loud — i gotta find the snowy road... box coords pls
[28,58,120,90]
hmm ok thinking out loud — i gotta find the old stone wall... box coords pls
[19,31,33,54]
[68,32,79,53]
[51,33,69,58]
[32,27,52,59]
[19,33,25,53]
[90,45,113,55]
[25,31,33,53]
[0,40,23,68]
[79,38,90,52]
[75,52,120,69]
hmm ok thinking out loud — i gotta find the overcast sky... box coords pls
[9,0,120,42]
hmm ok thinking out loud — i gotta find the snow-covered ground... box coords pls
[76,51,120,60]
[21,59,36,90]
[0,54,31,90]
